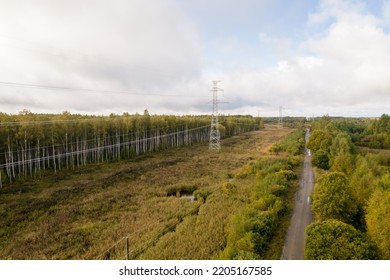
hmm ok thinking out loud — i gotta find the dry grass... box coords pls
[0,125,293,259]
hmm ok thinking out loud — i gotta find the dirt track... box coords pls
[281,129,314,260]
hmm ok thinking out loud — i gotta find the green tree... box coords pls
[307,130,331,153]
[329,132,356,176]
[312,172,358,224]
[378,174,390,190]
[305,220,377,260]
[349,156,377,207]
[366,189,390,259]
[312,149,329,170]
[220,194,283,259]
[311,115,331,131]
[360,114,390,149]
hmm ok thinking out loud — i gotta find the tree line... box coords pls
[358,114,390,149]
[0,110,263,186]
[305,115,390,259]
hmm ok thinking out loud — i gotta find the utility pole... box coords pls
[209,81,222,150]
[278,106,284,129]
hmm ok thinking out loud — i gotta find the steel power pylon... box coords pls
[209,81,223,150]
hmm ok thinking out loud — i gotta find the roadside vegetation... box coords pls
[0,123,304,259]
[305,114,390,260]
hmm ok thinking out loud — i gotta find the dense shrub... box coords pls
[305,220,378,260]
[312,149,329,170]
[312,172,358,225]
[221,195,284,259]
[270,129,305,155]
[366,189,390,259]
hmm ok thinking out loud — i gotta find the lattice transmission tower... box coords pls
[209,81,223,150]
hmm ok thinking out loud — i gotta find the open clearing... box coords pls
[0,125,294,259]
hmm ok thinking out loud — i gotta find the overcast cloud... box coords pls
[0,0,389,116]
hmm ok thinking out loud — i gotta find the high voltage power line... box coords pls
[0,121,257,157]
[0,121,189,154]
[0,123,195,157]
[0,125,210,169]
[0,120,258,158]
[0,117,117,127]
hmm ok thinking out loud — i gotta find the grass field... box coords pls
[0,125,299,259]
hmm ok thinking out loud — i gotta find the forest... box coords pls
[305,114,390,259]
[0,117,305,259]
[0,110,262,187]
[1,111,388,260]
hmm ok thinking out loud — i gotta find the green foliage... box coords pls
[0,112,263,184]
[220,116,263,137]
[366,189,390,259]
[269,129,305,155]
[359,114,390,149]
[307,115,389,259]
[330,152,355,176]
[312,149,329,170]
[193,189,212,203]
[310,115,332,131]
[221,195,284,259]
[287,156,302,168]
[269,185,286,196]
[277,170,297,180]
[328,132,356,175]
[1,123,300,260]
[307,130,331,153]
[235,157,296,180]
[166,184,198,197]
[330,132,356,155]
[219,151,299,260]
[221,182,237,195]
[378,174,390,190]
[349,156,377,207]
[262,117,306,128]
[305,220,378,260]
[312,172,358,224]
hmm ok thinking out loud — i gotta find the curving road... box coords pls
[281,128,314,260]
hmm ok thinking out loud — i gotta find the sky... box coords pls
[0,0,390,117]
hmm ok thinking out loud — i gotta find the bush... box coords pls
[221,195,284,259]
[312,149,329,170]
[277,170,297,180]
[271,130,305,155]
[221,182,237,195]
[287,156,301,168]
[193,189,212,202]
[312,172,358,224]
[307,130,331,153]
[366,189,390,259]
[270,185,287,196]
[305,220,378,260]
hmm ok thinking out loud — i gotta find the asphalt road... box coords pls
[281,128,314,260]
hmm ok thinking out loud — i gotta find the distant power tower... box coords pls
[209,81,223,150]
[278,106,284,129]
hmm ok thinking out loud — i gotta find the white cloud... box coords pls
[212,0,390,117]
[0,0,202,114]
[0,0,389,117]
[308,0,367,25]
[303,5,390,104]
[383,1,390,18]
[259,32,292,56]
